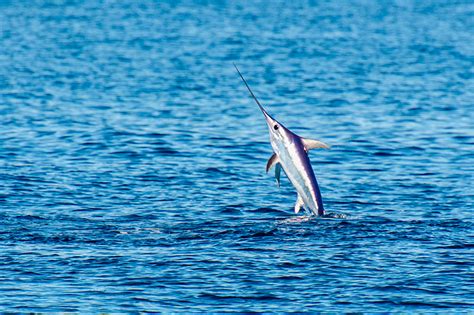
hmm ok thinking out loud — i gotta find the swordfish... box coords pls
[234,64,329,216]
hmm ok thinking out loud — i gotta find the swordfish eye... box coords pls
[273,124,279,130]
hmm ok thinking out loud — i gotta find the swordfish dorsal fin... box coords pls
[302,138,330,151]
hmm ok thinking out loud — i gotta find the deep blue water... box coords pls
[1,0,474,312]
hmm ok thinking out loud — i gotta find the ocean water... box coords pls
[1,0,473,312]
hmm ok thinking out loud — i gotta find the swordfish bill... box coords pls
[234,64,329,216]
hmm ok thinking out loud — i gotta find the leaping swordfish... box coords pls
[234,64,329,216]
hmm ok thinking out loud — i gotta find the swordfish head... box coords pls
[255,102,298,155]
[232,64,297,153]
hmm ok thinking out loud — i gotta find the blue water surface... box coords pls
[1,0,473,312]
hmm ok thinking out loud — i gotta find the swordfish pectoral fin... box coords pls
[266,153,280,173]
[275,163,282,187]
[266,153,282,187]
[302,138,330,152]
[294,194,305,214]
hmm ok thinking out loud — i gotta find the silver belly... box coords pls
[275,142,319,214]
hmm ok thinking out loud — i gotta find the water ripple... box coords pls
[0,0,473,312]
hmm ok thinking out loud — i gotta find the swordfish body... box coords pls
[234,64,329,216]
